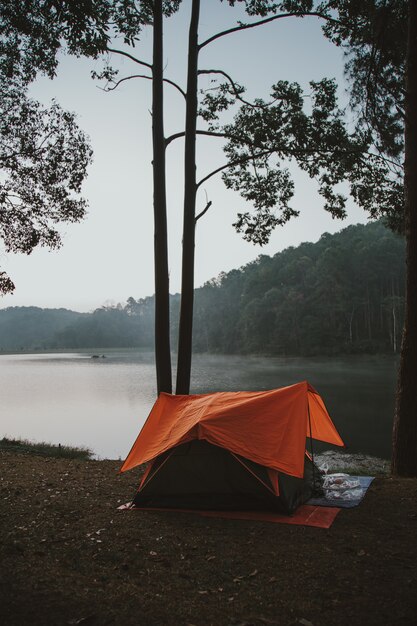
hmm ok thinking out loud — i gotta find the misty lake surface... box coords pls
[0,350,398,460]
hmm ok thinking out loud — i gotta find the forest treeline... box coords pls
[0,222,405,356]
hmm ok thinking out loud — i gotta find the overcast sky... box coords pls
[1,3,368,313]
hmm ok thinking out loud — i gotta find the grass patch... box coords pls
[0,437,93,460]
[328,463,390,476]
[316,451,390,476]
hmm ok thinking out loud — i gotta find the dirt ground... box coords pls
[1,449,416,626]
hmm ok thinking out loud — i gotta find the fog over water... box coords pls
[0,351,397,460]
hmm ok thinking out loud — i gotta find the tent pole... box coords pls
[307,402,321,496]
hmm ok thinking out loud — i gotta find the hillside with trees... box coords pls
[0,222,405,356]
[192,221,405,356]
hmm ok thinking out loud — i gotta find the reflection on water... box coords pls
[0,350,398,460]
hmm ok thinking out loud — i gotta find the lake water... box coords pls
[0,350,398,460]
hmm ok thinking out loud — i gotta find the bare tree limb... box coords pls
[165,128,264,148]
[101,73,186,98]
[106,47,152,70]
[195,200,212,222]
[199,12,341,50]
[165,131,185,146]
[163,78,186,98]
[165,129,230,147]
[99,73,151,91]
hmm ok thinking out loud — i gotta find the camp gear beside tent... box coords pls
[308,475,375,509]
[120,381,344,515]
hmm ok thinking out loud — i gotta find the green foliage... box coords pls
[226,1,282,17]
[0,0,173,84]
[221,80,343,241]
[208,73,403,245]
[0,0,110,83]
[198,80,245,126]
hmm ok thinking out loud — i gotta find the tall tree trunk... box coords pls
[392,0,417,476]
[176,0,200,395]
[152,0,172,395]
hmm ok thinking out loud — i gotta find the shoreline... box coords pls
[1,437,391,475]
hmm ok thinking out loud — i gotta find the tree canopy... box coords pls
[320,0,406,232]
[0,76,92,294]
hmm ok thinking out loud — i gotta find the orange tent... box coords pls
[121,381,344,479]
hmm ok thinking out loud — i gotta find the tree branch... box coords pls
[99,73,151,91]
[101,73,186,98]
[165,129,231,147]
[196,142,401,189]
[0,130,57,163]
[197,149,273,188]
[199,12,341,50]
[106,47,152,70]
[198,69,278,108]
[195,200,212,223]
[165,128,259,148]
[163,78,186,98]
[165,131,185,146]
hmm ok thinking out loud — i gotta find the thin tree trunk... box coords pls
[152,0,172,394]
[392,0,417,476]
[176,0,200,395]
[348,307,354,344]
[366,285,372,341]
[392,303,397,353]
[391,279,397,353]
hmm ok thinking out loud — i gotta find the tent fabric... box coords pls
[132,439,297,511]
[130,439,318,514]
[120,381,344,479]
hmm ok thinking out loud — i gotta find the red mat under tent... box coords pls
[117,503,341,529]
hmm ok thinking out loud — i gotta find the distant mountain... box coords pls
[0,307,85,351]
[0,222,406,356]
[0,301,157,352]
